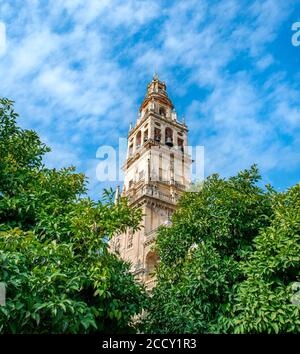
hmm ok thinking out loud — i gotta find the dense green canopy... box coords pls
[0,98,145,333]
[143,167,300,333]
[1,97,299,334]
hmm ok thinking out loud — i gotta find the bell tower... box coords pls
[110,75,192,289]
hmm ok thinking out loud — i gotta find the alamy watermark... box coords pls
[291,22,300,47]
[95,137,204,191]
[291,282,300,306]
[0,282,5,306]
[0,22,6,56]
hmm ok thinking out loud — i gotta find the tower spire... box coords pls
[140,74,173,113]
[153,71,159,81]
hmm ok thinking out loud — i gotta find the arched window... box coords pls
[154,127,161,142]
[136,131,141,149]
[159,106,166,117]
[145,252,158,280]
[128,143,133,156]
[178,137,184,152]
[144,129,148,142]
[165,127,173,147]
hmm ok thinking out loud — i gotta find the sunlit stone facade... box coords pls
[110,75,192,289]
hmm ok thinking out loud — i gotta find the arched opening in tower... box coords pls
[154,127,161,142]
[165,127,173,147]
[145,251,159,281]
[159,106,166,117]
[136,131,142,149]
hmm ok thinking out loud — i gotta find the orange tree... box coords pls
[228,183,300,333]
[0,98,145,333]
[142,166,300,333]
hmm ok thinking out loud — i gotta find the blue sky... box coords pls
[0,0,299,198]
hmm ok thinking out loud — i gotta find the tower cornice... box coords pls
[128,110,187,139]
[139,93,174,112]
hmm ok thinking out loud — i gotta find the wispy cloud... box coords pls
[0,0,299,198]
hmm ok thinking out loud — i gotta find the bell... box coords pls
[165,137,173,147]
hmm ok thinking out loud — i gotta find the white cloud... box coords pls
[37,67,77,97]
[186,64,300,180]
[0,0,298,196]
[41,132,83,169]
[256,54,274,70]
[3,29,59,83]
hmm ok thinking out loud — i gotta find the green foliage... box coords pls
[2,97,299,334]
[142,167,300,333]
[229,184,300,333]
[0,98,146,333]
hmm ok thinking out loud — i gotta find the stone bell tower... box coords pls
[110,74,192,289]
